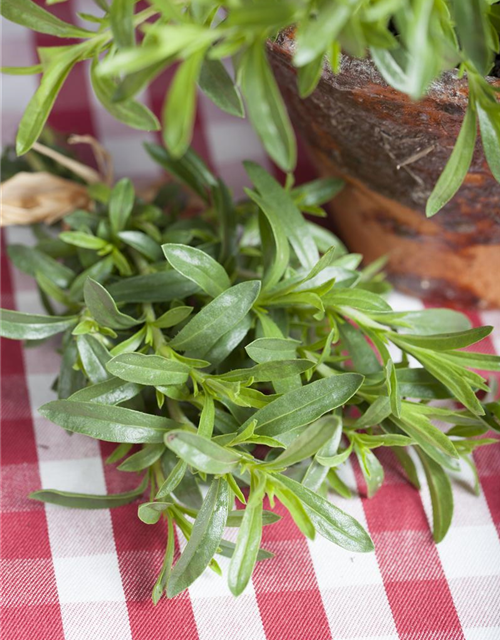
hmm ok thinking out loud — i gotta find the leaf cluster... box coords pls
[1,144,499,600]
[1,0,500,215]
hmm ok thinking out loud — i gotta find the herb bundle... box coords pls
[1,144,499,600]
[1,0,500,216]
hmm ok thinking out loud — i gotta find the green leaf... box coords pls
[354,396,392,429]
[451,0,491,74]
[266,416,341,469]
[163,50,205,157]
[241,39,296,172]
[338,321,382,375]
[164,430,241,474]
[295,0,357,66]
[156,459,187,499]
[244,162,318,269]
[393,326,492,351]
[217,359,313,383]
[167,478,230,597]
[291,177,344,208]
[109,178,135,236]
[30,475,148,509]
[226,509,281,527]
[118,231,163,261]
[228,477,266,596]
[16,42,96,155]
[477,102,500,183]
[110,0,135,49]
[84,278,139,329]
[7,244,75,288]
[69,377,143,405]
[107,353,191,386]
[198,393,215,439]
[417,450,453,543]
[162,243,231,298]
[245,337,300,363]
[246,188,289,290]
[169,281,261,354]
[1,64,43,75]
[198,58,244,118]
[426,104,477,217]
[243,373,363,437]
[297,54,324,98]
[1,0,92,38]
[60,231,109,251]
[273,482,316,539]
[355,444,384,498]
[77,334,111,384]
[153,306,193,329]
[145,142,216,201]
[91,58,159,131]
[39,400,181,443]
[392,446,420,489]
[275,474,374,552]
[108,271,199,304]
[119,443,165,472]
[0,309,77,340]
[138,501,173,525]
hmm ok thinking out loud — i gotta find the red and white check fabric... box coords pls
[2,3,500,639]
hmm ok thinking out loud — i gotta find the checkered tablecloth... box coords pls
[2,3,500,639]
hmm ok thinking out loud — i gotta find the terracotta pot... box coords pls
[268,33,500,309]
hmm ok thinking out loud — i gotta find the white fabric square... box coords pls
[39,456,106,494]
[61,601,132,640]
[54,554,126,604]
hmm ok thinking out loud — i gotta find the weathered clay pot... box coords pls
[268,33,500,308]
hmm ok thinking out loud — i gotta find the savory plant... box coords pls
[1,143,499,600]
[1,0,500,216]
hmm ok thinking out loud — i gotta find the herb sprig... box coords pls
[1,0,500,215]
[1,144,499,600]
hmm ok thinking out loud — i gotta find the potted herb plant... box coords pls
[2,0,500,306]
[1,144,499,601]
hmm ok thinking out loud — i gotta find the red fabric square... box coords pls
[1,510,52,559]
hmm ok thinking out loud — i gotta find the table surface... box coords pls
[2,3,500,639]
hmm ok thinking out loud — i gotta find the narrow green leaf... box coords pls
[109,178,135,236]
[156,458,188,500]
[477,102,500,183]
[76,334,112,384]
[163,50,204,157]
[169,281,260,354]
[275,474,374,552]
[198,58,244,118]
[228,477,266,595]
[107,353,191,386]
[110,0,135,49]
[7,244,75,288]
[118,443,165,472]
[69,377,143,405]
[242,373,363,437]
[108,271,199,304]
[417,450,453,542]
[118,231,163,261]
[167,478,230,597]
[1,0,92,38]
[0,309,77,340]
[153,306,193,329]
[39,400,181,443]
[30,475,148,509]
[355,445,384,498]
[84,278,139,329]
[91,58,160,131]
[393,326,492,351]
[162,243,231,298]
[217,359,313,383]
[244,161,318,269]
[241,40,296,172]
[266,416,341,469]
[426,104,477,217]
[165,430,241,474]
